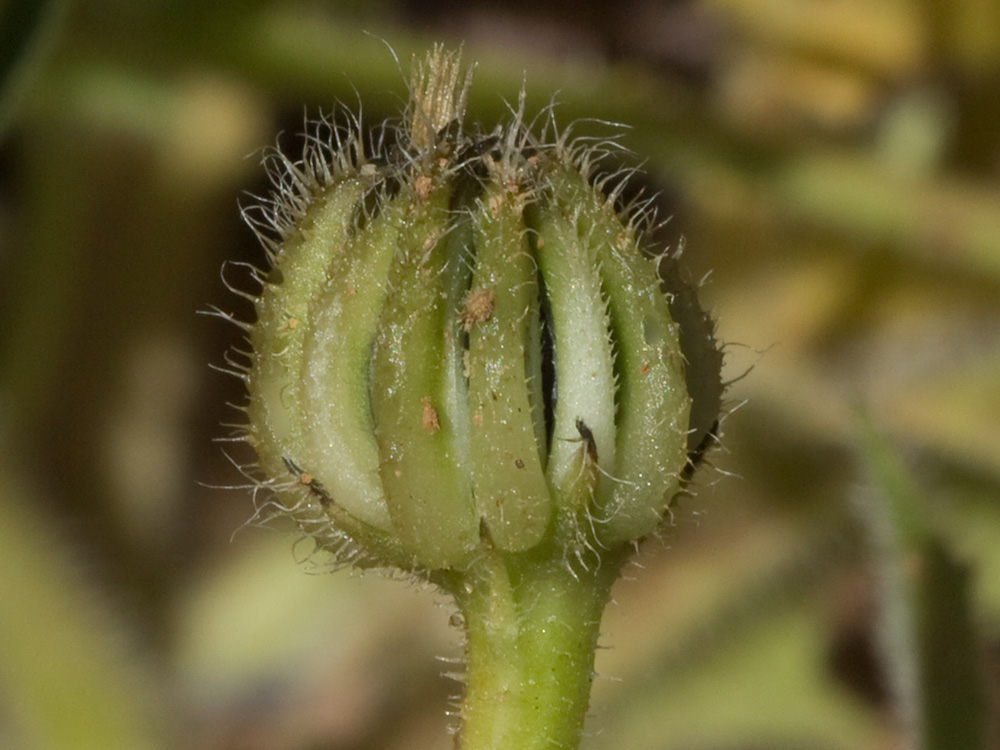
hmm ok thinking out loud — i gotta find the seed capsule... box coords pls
[236,46,721,573]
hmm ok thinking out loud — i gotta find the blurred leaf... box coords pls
[855,416,990,750]
[0,448,167,749]
[0,0,67,140]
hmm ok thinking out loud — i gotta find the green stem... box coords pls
[443,548,626,750]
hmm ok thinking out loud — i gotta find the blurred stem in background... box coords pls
[0,0,68,139]
[856,413,988,750]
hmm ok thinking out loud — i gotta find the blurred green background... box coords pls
[1,1,999,748]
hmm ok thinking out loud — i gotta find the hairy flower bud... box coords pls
[230,47,722,574]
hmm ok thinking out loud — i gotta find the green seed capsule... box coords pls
[371,174,480,569]
[247,177,366,486]
[298,188,402,533]
[467,173,552,552]
[546,166,690,545]
[526,181,617,514]
[234,46,720,574]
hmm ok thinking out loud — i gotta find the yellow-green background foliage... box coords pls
[1,1,998,748]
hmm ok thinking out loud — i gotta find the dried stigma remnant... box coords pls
[224,45,723,574]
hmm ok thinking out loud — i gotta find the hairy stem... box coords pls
[443,548,626,750]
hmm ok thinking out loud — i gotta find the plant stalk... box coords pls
[442,547,626,750]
